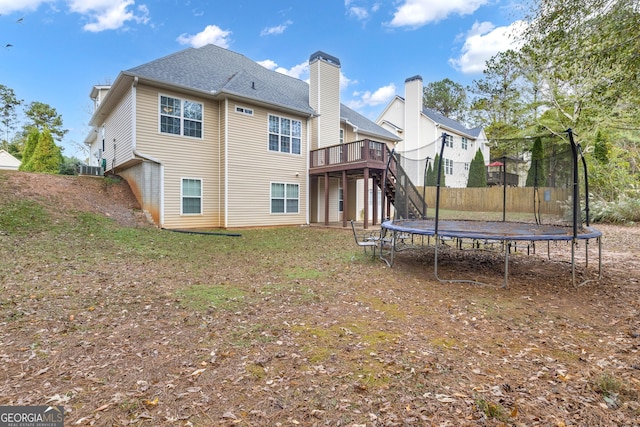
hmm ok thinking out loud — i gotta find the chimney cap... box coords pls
[309,51,341,67]
[405,75,423,83]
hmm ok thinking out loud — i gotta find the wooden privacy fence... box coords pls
[419,187,570,216]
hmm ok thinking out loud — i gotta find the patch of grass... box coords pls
[284,267,325,280]
[430,336,458,349]
[358,296,406,320]
[0,200,51,233]
[475,395,507,421]
[176,284,246,311]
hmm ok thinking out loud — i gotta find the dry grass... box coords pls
[1,171,639,426]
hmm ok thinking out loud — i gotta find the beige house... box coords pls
[85,45,399,229]
[0,149,21,170]
[376,75,489,188]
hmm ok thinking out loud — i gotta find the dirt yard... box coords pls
[0,171,638,426]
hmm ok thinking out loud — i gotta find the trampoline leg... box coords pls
[585,239,589,268]
[503,240,509,288]
[434,233,439,280]
[571,239,576,288]
[598,236,602,279]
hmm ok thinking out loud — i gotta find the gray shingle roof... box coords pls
[341,104,399,141]
[126,44,315,115]
[421,107,480,138]
[125,44,398,143]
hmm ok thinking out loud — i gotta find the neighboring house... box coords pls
[376,75,489,188]
[85,45,399,229]
[0,149,21,170]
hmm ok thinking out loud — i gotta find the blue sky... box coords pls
[0,0,525,160]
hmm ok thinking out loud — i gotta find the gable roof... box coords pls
[92,44,397,142]
[341,104,400,141]
[125,44,315,116]
[421,107,481,139]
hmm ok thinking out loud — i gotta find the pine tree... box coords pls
[19,127,40,171]
[431,153,446,187]
[467,149,487,187]
[24,128,62,173]
[525,137,546,187]
[425,161,435,186]
[593,130,610,164]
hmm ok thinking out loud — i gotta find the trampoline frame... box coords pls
[380,219,602,288]
[380,129,603,288]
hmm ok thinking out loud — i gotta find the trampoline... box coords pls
[380,218,602,288]
[378,129,603,288]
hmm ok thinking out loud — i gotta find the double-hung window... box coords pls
[160,95,203,138]
[181,178,202,215]
[444,158,454,175]
[445,134,453,148]
[461,137,468,150]
[271,183,299,214]
[268,115,301,154]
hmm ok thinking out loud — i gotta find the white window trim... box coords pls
[270,182,300,214]
[159,94,203,139]
[180,177,203,215]
[235,105,254,116]
[268,114,302,155]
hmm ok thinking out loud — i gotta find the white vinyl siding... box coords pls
[226,103,307,227]
[135,85,222,229]
[101,89,134,172]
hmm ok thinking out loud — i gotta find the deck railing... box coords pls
[310,139,387,169]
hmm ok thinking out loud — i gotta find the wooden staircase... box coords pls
[382,149,427,220]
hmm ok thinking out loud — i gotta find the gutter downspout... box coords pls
[224,97,229,228]
[306,117,311,225]
[345,119,359,140]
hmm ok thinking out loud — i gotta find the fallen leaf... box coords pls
[143,397,159,407]
[94,403,110,412]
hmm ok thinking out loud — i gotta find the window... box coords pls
[271,183,299,214]
[339,129,344,144]
[462,137,468,150]
[181,178,202,214]
[338,186,344,212]
[235,105,254,116]
[444,158,453,175]
[160,95,202,138]
[268,115,302,154]
[464,162,469,171]
[445,134,453,148]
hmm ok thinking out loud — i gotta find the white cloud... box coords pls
[68,0,149,32]
[177,24,232,48]
[258,59,308,80]
[347,5,369,20]
[0,0,49,15]
[449,20,526,74]
[388,0,489,28]
[348,83,396,110]
[260,20,292,36]
[345,0,382,22]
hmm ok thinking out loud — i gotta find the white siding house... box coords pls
[377,76,489,188]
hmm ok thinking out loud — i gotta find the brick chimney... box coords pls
[309,51,341,150]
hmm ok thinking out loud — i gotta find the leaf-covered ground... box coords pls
[0,171,638,426]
